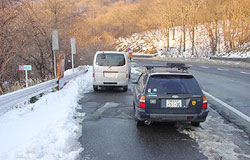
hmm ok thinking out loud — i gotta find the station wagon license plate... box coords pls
[166,99,182,108]
[104,72,118,78]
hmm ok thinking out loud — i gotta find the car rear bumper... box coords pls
[93,78,129,87]
[136,109,209,122]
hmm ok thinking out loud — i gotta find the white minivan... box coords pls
[93,51,131,91]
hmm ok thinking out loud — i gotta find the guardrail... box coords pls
[132,54,250,62]
[133,53,158,58]
[0,68,88,112]
[210,56,250,63]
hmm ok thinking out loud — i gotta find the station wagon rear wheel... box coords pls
[136,120,145,127]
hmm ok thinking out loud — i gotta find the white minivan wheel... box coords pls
[123,86,128,92]
[93,85,98,91]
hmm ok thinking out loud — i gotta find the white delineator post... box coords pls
[70,38,76,73]
[71,50,74,73]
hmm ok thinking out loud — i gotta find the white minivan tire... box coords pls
[123,86,128,92]
[93,85,98,91]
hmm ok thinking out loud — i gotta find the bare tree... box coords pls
[0,0,20,93]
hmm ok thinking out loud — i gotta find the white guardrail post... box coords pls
[0,69,88,112]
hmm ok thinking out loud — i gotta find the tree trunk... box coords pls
[183,24,186,52]
[215,20,218,53]
[228,21,233,49]
[207,25,216,55]
[191,25,195,55]
[222,20,228,49]
[178,36,182,56]
[0,84,3,95]
[172,28,175,40]
[167,27,170,49]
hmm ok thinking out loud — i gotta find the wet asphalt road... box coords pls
[77,77,207,160]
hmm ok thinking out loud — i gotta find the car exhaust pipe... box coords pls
[145,120,151,125]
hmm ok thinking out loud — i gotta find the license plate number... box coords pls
[104,72,117,78]
[166,99,182,108]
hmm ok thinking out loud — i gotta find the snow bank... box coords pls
[64,66,86,76]
[217,42,250,58]
[177,109,250,160]
[131,67,141,75]
[0,66,93,160]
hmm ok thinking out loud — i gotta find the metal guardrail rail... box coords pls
[131,53,249,62]
[132,53,158,58]
[210,56,250,62]
[0,69,88,112]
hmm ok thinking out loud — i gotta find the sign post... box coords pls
[52,30,59,78]
[127,43,133,60]
[25,70,28,87]
[19,65,32,88]
[70,38,76,73]
[57,54,65,90]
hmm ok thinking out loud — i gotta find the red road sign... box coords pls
[19,65,24,71]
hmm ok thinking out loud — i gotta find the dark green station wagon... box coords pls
[133,63,209,126]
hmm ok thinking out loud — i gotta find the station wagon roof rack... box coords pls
[145,63,190,72]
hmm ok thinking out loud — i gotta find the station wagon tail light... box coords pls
[139,96,146,108]
[93,73,95,78]
[202,96,208,109]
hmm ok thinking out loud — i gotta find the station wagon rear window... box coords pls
[96,54,125,66]
[146,75,202,95]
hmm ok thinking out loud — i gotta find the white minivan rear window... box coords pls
[96,54,125,66]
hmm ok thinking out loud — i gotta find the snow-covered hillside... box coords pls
[115,25,250,58]
[217,42,250,58]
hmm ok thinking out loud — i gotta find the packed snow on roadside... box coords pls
[217,42,250,58]
[177,108,250,160]
[0,66,93,160]
[64,66,87,76]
